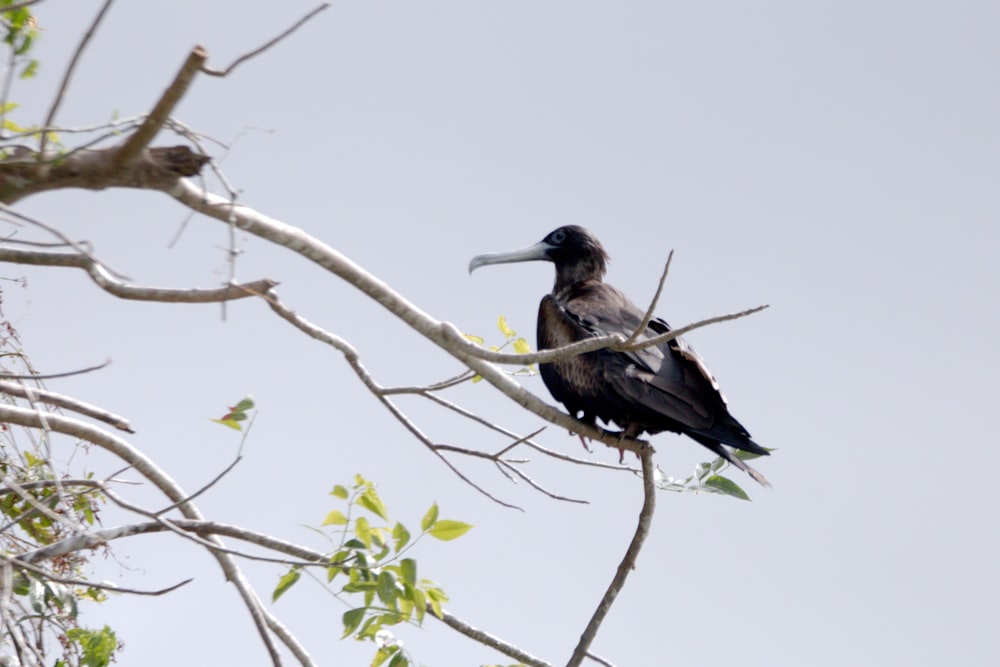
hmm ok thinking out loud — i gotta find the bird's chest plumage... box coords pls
[536,291,622,423]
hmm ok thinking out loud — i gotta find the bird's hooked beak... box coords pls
[468,241,552,274]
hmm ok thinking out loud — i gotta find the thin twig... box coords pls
[6,555,192,596]
[154,456,243,517]
[0,1,44,14]
[0,204,131,279]
[201,3,331,77]
[623,250,672,346]
[496,460,588,504]
[39,0,115,155]
[0,359,110,380]
[565,448,656,667]
[585,652,616,667]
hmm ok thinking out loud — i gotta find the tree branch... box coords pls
[0,379,134,432]
[0,245,278,302]
[201,3,331,77]
[113,46,208,168]
[565,448,656,667]
[435,608,552,667]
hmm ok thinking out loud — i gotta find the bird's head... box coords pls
[469,225,609,292]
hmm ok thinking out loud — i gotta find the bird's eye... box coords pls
[551,229,567,244]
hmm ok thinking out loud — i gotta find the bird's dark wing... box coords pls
[554,283,726,428]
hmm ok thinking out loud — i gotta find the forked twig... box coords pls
[623,249,673,346]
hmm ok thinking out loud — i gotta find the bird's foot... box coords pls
[569,430,593,452]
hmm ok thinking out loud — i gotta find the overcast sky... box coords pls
[6,1,999,665]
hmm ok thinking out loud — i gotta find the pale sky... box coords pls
[6,1,999,665]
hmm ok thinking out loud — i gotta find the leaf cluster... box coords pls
[653,448,773,501]
[210,395,255,430]
[272,474,472,667]
[1,0,39,79]
[465,315,535,382]
[0,312,117,667]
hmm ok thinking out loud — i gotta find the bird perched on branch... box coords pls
[469,225,770,486]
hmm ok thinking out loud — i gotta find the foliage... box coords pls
[0,299,120,666]
[1,0,39,80]
[653,448,773,501]
[210,395,256,430]
[273,474,472,667]
[465,315,535,382]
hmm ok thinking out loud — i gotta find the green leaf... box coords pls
[210,418,242,431]
[497,315,516,338]
[272,567,301,602]
[331,484,349,499]
[513,337,531,354]
[425,587,446,618]
[66,626,117,667]
[234,396,255,411]
[355,516,372,548]
[420,503,438,532]
[427,519,473,541]
[357,487,390,521]
[322,509,349,526]
[463,333,484,345]
[400,558,417,586]
[411,586,427,623]
[388,650,409,667]
[341,607,365,639]
[392,522,410,553]
[19,58,38,79]
[471,374,483,383]
[377,570,398,607]
[372,646,397,667]
[703,475,751,501]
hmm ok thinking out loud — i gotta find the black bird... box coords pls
[469,225,770,486]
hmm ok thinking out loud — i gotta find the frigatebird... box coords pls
[469,225,770,486]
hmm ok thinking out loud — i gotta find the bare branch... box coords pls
[0,358,110,380]
[622,250,672,346]
[113,46,208,168]
[451,304,769,366]
[0,379,133,432]
[435,608,553,667]
[0,245,278,302]
[201,3,331,77]
[39,0,115,154]
[566,449,656,667]
[6,555,192,596]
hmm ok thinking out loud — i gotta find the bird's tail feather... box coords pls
[691,435,771,488]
